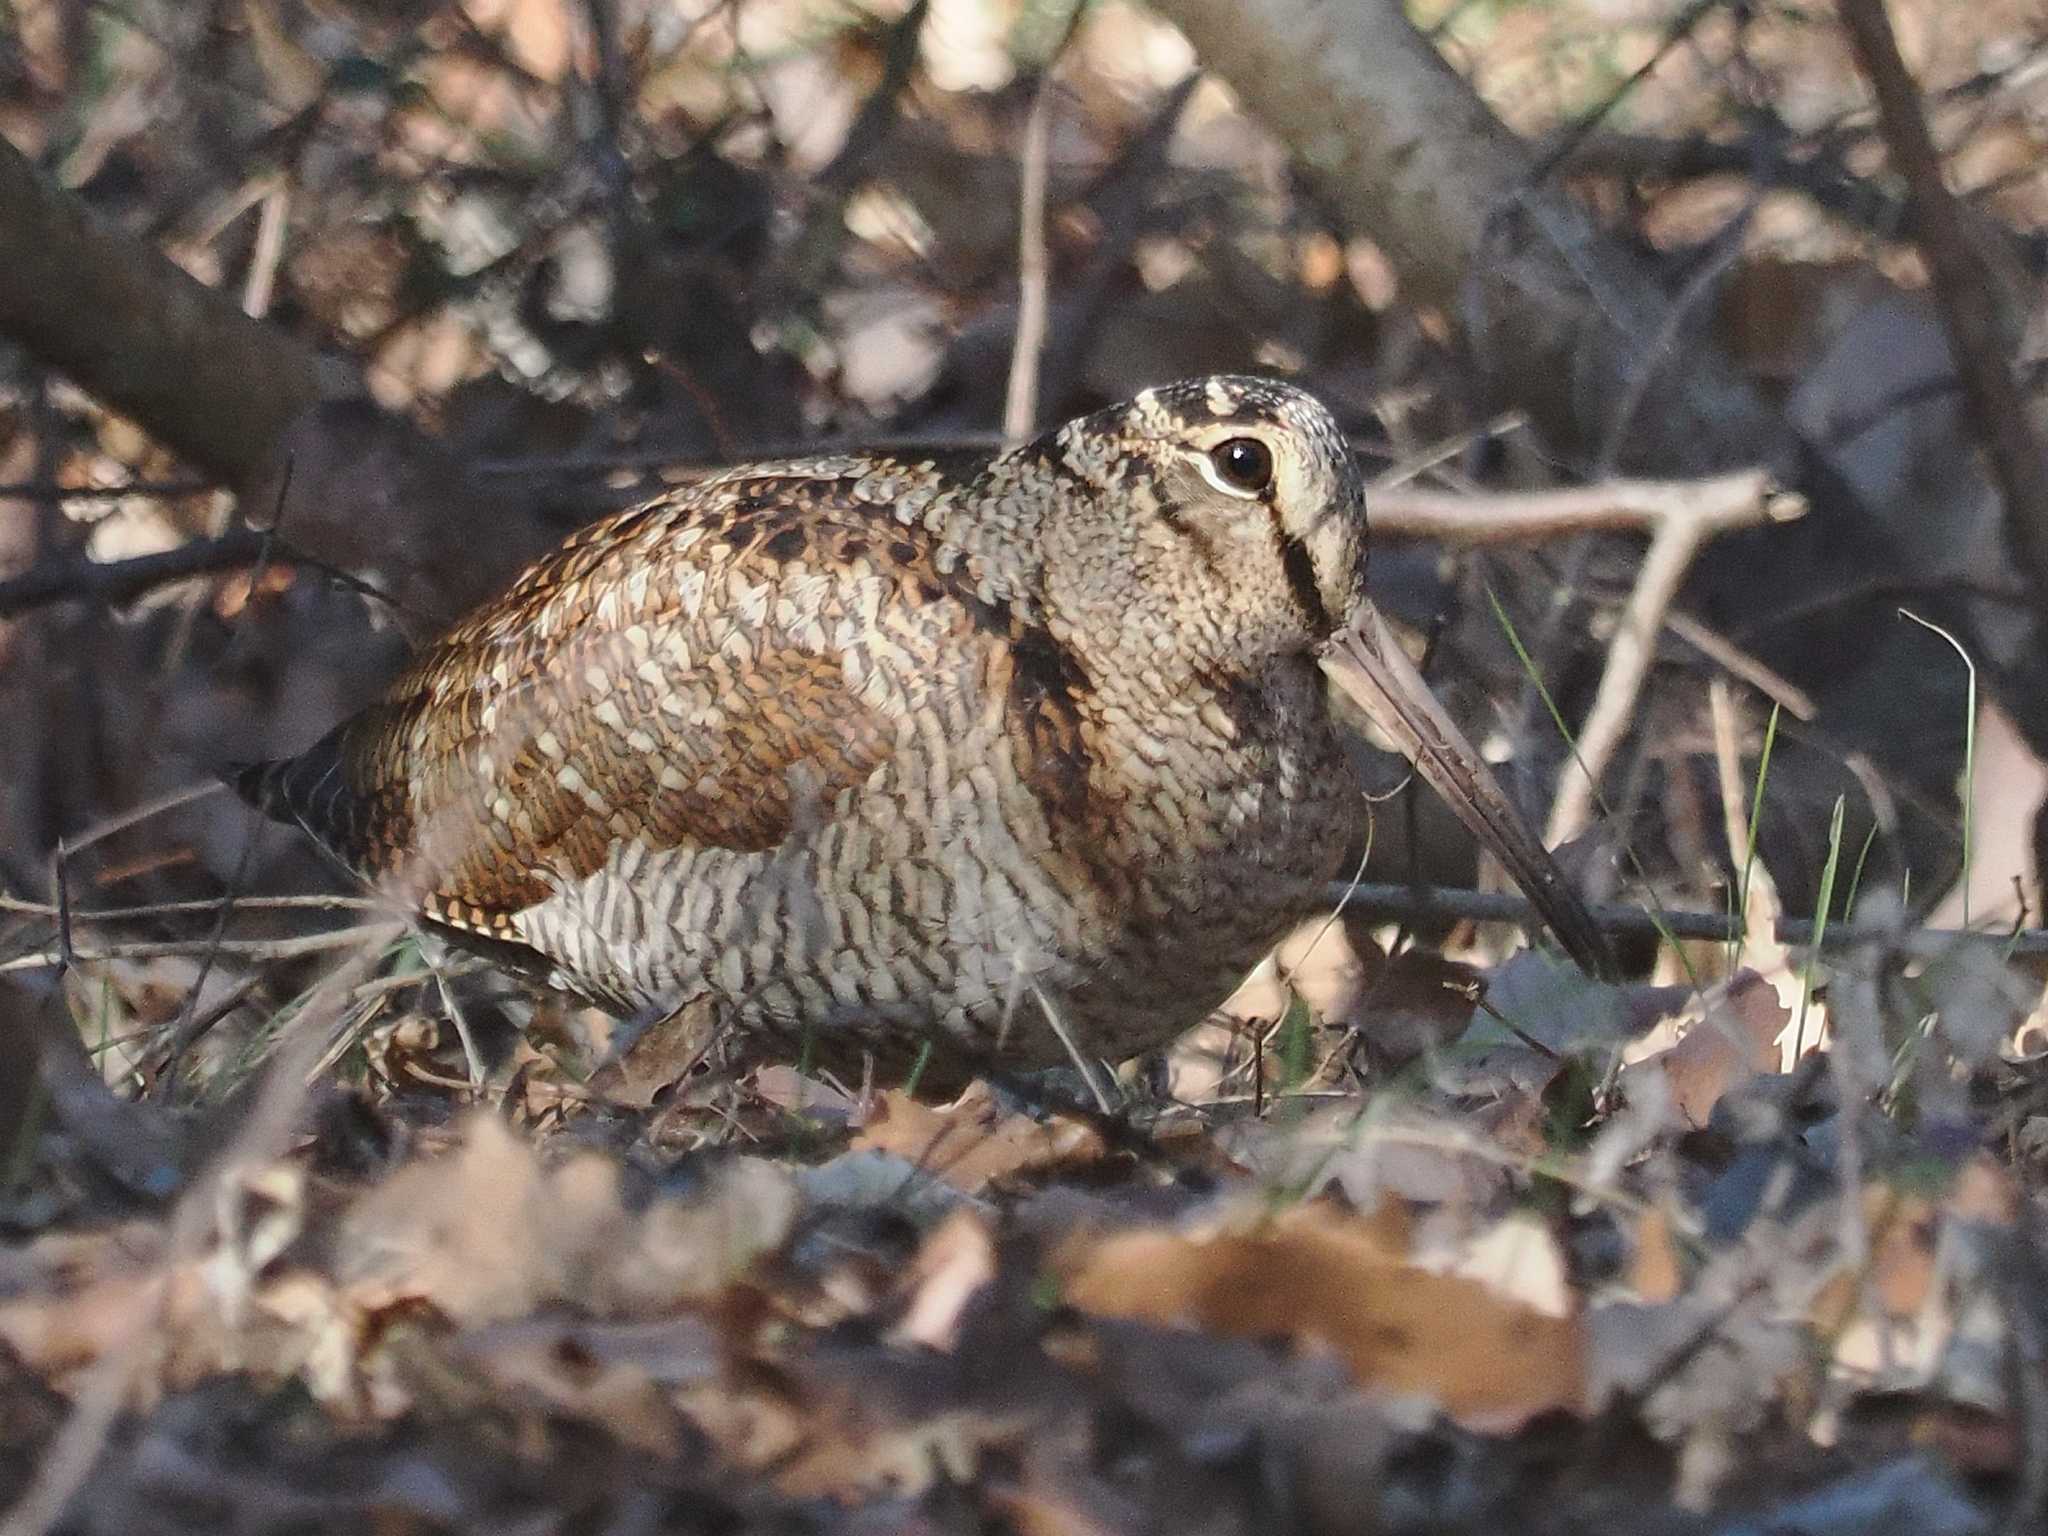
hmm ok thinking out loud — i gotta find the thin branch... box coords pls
[0,525,266,619]
[1538,470,1805,845]
[0,892,377,921]
[1370,467,1797,545]
[1328,879,2048,958]
[1665,609,1817,721]
[0,926,405,975]
[1004,73,1057,446]
[0,478,215,503]
[1523,0,1729,187]
[1840,0,2048,615]
[0,527,422,632]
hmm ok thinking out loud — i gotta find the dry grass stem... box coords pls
[0,924,408,974]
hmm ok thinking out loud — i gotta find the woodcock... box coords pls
[236,377,1611,1078]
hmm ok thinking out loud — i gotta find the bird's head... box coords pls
[1029,375,1369,670]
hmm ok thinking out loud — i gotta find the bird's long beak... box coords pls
[1320,607,1617,979]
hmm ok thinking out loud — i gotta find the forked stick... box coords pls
[1363,468,1802,847]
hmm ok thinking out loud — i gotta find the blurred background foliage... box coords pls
[0,0,2045,1083]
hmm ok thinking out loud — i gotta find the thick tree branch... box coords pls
[0,136,326,491]
[1144,0,1798,480]
[0,136,559,617]
[1839,0,2048,610]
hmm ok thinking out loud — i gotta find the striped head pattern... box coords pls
[1023,376,1368,676]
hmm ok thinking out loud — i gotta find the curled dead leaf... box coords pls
[890,1208,998,1351]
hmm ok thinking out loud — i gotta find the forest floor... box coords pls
[1,921,2041,1536]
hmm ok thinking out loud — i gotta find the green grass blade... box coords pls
[1898,610,1976,927]
[1483,582,1697,985]
[1734,701,1782,965]
[1793,794,1846,1062]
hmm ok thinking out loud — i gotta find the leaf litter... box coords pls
[4,919,2046,1534]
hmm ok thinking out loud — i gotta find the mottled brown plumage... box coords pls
[237,377,1606,1076]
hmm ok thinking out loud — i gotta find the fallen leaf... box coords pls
[853,1082,1107,1194]
[677,1359,1022,1500]
[452,1317,698,1457]
[1056,1202,1583,1428]
[1628,1205,1685,1305]
[1625,970,1788,1127]
[462,0,572,81]
[889,1209,998,1351]
[338,1112,794,1322]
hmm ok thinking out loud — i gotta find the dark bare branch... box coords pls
[0,136,324,492]
[1330,879,2048,958]
[0,528,266,618]
[1839,0,2048,611]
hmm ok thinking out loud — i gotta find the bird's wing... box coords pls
[250,464,982,941]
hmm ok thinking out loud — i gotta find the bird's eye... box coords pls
[1207,437,1274,497]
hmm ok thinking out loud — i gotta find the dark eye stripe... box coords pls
[1158,502,1226,576]
[1267,503,1330,633]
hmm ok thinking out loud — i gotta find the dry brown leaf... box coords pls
[240,0,324,111]
[338,1112,794,1322]
[1425,1211,1573,1318]
[1811,1184,1939,1338]
[462,0,573,81]
[1056,1202,1584,1428]
[852,1082,1107,1194]
[986,1483,1126,1536]
[770,1405,1006,1500]
[1627,970,1788,1127]
[0,1267,166,1379]
[752,1065,859,1121]
[890,1209,998,1351]
[1628,1205,1685,1305]
[452,1319,694,1457]
[1948,1154,2020,1225]
[677,1368,1016,1500]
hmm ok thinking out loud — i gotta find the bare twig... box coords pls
[1328,878,2048,957]
[241,178,290,321]
[1533,471,1805,845]
[0,892,376,921]
[1596,191,1760,476]
[1004,73,1057,446]
[1369,413,1527,491]
[0,527,421,631]
[1840,0,2048,612]
[0,925,406,975]
[1369,468,1794,546]
[1523,0,1727,186]
[0,478,215,503]
[1664,610,1817,721]
[0,527,267,617]
[766,0,931,306]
